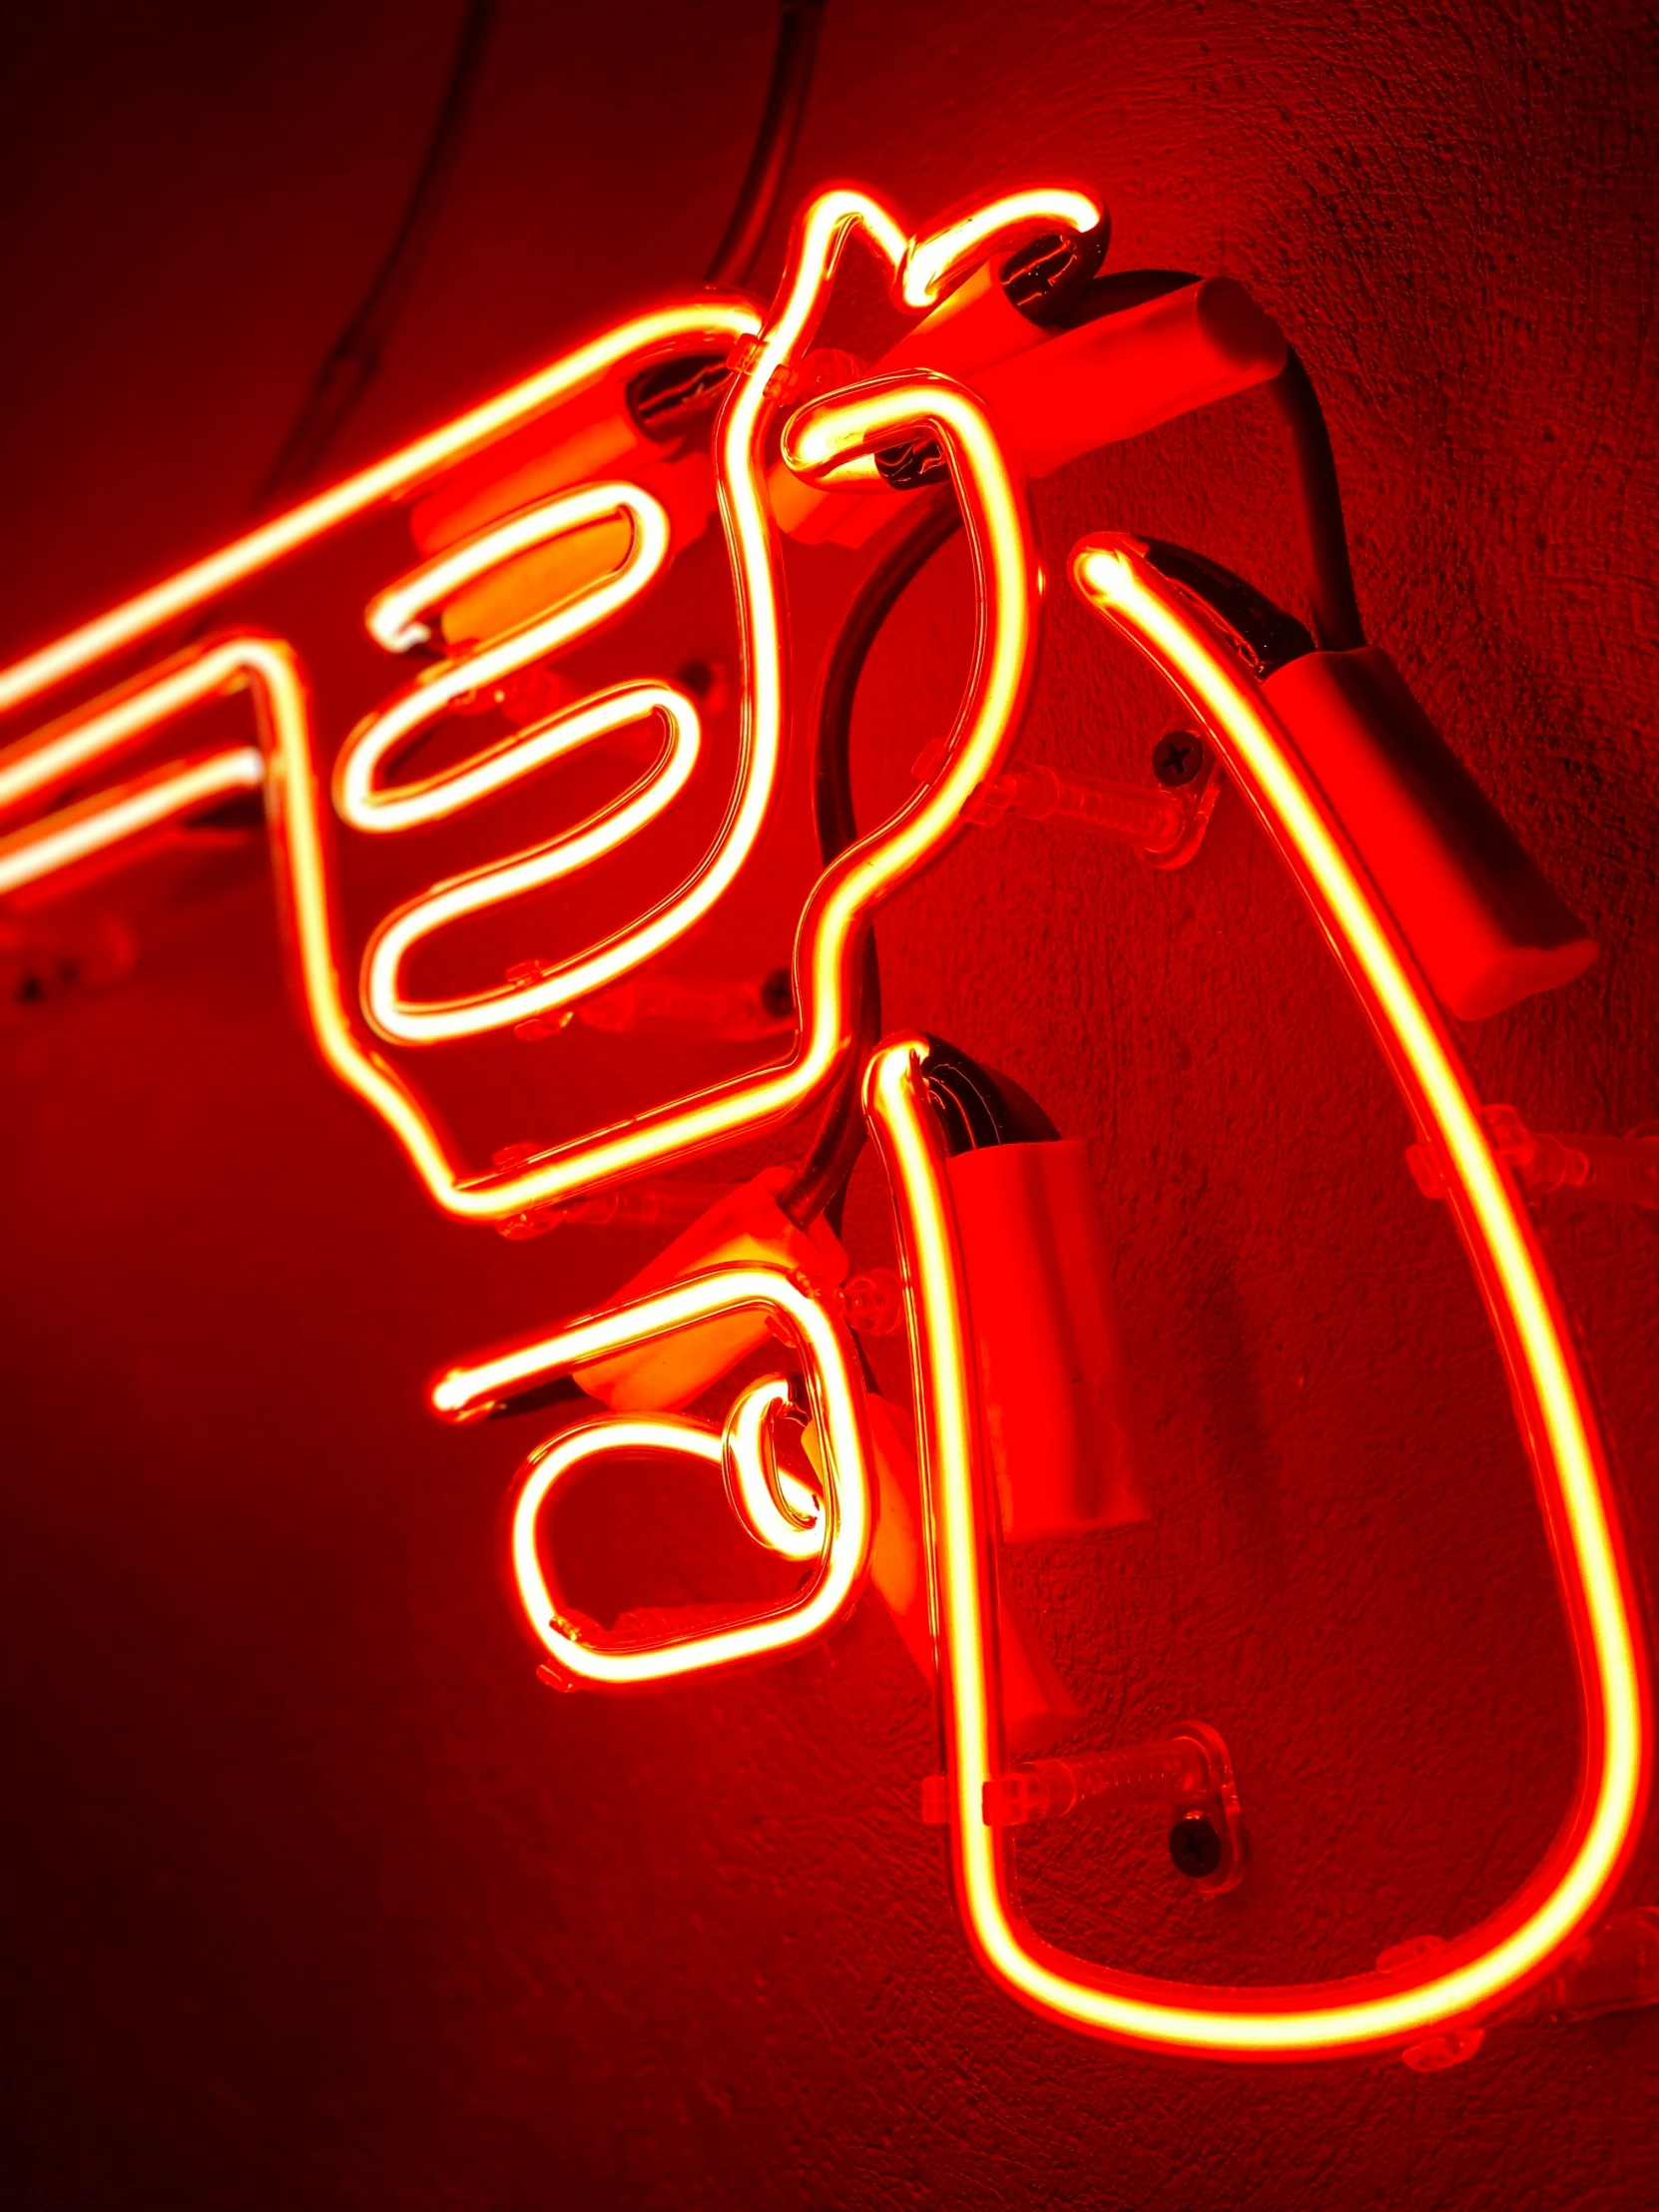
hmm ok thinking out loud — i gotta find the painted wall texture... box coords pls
[3,2,1657,2204]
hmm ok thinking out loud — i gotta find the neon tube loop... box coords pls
[0,191,1047,1219]
[335,481,673,832]
[724,1377,824,1561]
[358,682,703,1045]
[433,1265,873,1687]
[849,535,1647,2063]
[336,480,730,1045]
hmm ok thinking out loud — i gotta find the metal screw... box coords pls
[1169,1812,1223,1879]
[675,658,731,715]
[1152,731,1206,788]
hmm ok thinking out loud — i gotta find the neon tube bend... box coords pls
[724,1376,824,1560]
[337,481,675,834]
[0,299,764,730]
[0,197,1047,1220]
[357,682,703,1046]
[855,538,1646,2061]
[437,1264,874,1686]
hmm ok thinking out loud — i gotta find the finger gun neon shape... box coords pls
[2,176,1633,2069]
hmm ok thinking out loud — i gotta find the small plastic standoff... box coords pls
[911,737,1221,867]
[841,1268,905,1336]
[1408,1104,1659,1209]
[921,1718,1246,1895]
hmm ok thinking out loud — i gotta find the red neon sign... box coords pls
[864,588,1646,2044]
[0,178,1645,2065]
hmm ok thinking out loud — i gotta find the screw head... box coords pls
[1169,1812,1224,1879]
[675,658,731,715]
[759,967,794,1019]
[1152,731,1206,788]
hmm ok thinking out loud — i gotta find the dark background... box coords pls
[4,2,1659,2205]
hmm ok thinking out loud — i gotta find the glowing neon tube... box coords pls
[384,197,1035,1209]
[337,482,674,830]
[899,187,1103,309]
[0,746,263,897]
[0,300,762,730]
[851,537,1646,2062]
[339,476,714,1047]
[358,682,702,1045]
[0,632,551,1213]
[434,1264,871,1686]
[0,187,1057,1223]
[723,1376,824,1560]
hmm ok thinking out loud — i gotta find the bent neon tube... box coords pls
[433,1265,872,1685]
[0,334,1032,1223]
[0,187,1053,1222]
[0,746,263,898]
[852,543,1646,2060]
[899,186,1103,309]
[0,632,585,1218]
[351,190,930,1084]
[359,681,702,1045]
[0,299,762,729]
[396,203,1037,1203]
[362,485,661,658]
[342,480,735,1044]
[724,1376,824,1561]
[337,481,674,831]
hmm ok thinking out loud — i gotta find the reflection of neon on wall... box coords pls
[0,176,1646,2065]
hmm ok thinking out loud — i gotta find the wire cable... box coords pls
[706,0,828,288]
[779,490,963,1229]
[255,0,497,508]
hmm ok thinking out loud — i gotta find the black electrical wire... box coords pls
[254,0,497,508]
[775,326,1361,1224]
[920,1043,1021,1153]
[705,0,828,288]
[778,490,963,1230]
[1265,344,1365,651]
[809,490,963,869]
[257,0,820,508]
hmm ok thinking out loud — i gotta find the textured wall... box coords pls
[4,2,1658,2205]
